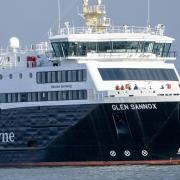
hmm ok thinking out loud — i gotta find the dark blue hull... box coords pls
[0,101,180,165]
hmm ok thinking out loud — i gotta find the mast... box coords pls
[147,0,150,27]
[58,0,61,33]
[82,0,110,32]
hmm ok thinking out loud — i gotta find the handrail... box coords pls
[50,25,166,36]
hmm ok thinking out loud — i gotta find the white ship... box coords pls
[0,0,180,166]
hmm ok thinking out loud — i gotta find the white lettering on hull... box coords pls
[0,132,15,143]
[112,103,157,111]
[177,148,180,155]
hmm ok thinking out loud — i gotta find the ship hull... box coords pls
[0,101,180,166]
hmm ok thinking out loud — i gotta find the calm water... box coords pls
[0,165,179,180]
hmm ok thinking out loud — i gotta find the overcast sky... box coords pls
[0,0,180,68]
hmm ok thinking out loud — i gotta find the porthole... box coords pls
[17,56,21,62]
[9,74,13,79]
[19,73,23,79]
[29,73,33,78]
[0,74,3,80]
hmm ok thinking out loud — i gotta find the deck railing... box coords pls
[51,25,166,36]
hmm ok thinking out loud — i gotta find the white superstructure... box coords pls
[0,0,180,110]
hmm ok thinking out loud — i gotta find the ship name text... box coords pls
[0,132,15,143]
[112,103,157,111]
[51,85,72,89]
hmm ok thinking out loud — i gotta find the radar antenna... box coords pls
[82,0,110,32]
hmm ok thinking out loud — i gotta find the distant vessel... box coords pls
[0,0,180,166]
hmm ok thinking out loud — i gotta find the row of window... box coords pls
[36,70,87,84]
[0,90,87,103]
[51,41,171,57]
[98,68,178,81]
[0,73,33,80]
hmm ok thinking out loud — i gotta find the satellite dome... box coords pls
[9,37,20,49]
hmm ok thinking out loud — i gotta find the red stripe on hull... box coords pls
[0,160,180,168]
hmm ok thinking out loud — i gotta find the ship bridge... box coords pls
[49,25,176,61]
[49,0,177,62]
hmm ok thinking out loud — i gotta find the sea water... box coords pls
[0,165,179,180]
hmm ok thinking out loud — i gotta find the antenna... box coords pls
[58,0,61,33]
[147,0,150,27]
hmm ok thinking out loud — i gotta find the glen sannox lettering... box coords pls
[112,103,157,111]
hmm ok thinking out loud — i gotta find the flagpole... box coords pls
[147,0,150,27]
[58,0,61,33]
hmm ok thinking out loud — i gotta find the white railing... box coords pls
[0,42,51,56]
[50,25,165,36]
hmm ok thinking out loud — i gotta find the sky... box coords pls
[0,0,180,68]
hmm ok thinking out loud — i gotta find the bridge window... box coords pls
[154,43,164,56]
[162,43,171,57]
[51,41,172,57]
[98,42,112,53]
[143,42,154,53]
[99,68,178,81]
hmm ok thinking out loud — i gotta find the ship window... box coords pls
[47,72,52,83]
[78,70,83,81]
[36,72,41,83]
[62,91,67,100]
[20,93,28,102]
[67,70,72,82]
[41,72,46,84]
[68,91,73,100]
[6,94,11,103]
[51,41,173,57]
[99,68,178,81]
[0,90,87,103]
[61,71,66,82]
[31,92,38,102]
[51,71,56,83]
[51,42,61,57]
[112,41,141,53]
[9,74,13,79]
[41,92,48,101]
[12,93,18,103]
[143,42,154,53]
[29,73,33,78]
[72,70,77,82]
[87,42,97,52]
[78,90,87,100]
[98,42,112,53]
[72,90,78,100]
[0,94,6,103]
[7,57,10,62]
[82,69,87,81]
[68,42,87,56]
[51,91,57,101]
[57,71,62,82]
[154,43,164,56]
[162,43,171,57]
[17,56,21,62]
[36,70,87,84]
[19,73,23,79]
[0,74,3,80]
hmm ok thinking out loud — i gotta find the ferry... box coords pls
[0,0,180,166]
